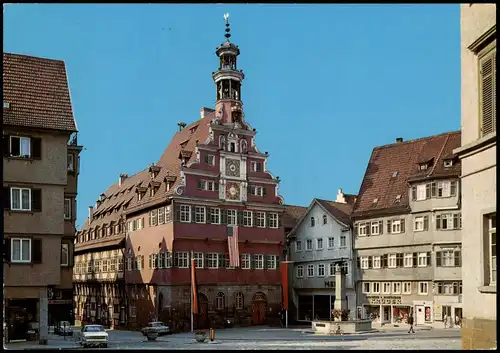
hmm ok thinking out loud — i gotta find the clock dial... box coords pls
[225,158,240,177]
[225,182,240,200]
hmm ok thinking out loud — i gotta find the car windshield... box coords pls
[152,322,164,327]
[85,326,104,332]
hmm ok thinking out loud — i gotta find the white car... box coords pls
[78,325,108,348]
[141,322,170,336]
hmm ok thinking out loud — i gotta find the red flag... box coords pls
[227,226,240,267]
[281,261,289,310]
[191,257,199,314]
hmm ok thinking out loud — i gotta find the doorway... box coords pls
[251,292,267,326]
[197,293,209,329]
[415,305,425,326]
[383,306,391,323]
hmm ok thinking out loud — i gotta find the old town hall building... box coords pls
[73,17,286,330]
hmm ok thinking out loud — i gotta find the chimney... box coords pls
[119,173,128,187]
[200,107,215,120]
[336,188,346,204]
[396,137,403,143]
[88,206,94,220]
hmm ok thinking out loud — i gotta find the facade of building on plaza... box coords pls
[352,133,462,326]
[287,190,357,322]
[73,18,289,331]
[455,3,496,350]
[3,53,83,342]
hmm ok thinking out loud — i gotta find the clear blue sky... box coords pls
[4,4,461,228]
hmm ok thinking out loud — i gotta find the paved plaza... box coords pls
[5,326,463,350]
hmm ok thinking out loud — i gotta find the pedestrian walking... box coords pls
[455,315,461,328]
[278,305,285,328]
[407,314,415,334]
[443,314,448,328]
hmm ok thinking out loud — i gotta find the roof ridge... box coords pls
[4,52,65,64]
[374,130,460,150]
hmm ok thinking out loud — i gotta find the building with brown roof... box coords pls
[3,53,83,343]
[286,189,357,323]
[454,4,496,349]
[352,132,462,327]
[73,17,288,330]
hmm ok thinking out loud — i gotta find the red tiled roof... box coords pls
[316,199,355,226]
[3,53,77,132]
[352,131,461,218]
[282,204,308,229]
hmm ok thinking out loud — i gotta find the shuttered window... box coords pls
[479,42,496,136]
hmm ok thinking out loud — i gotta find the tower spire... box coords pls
[224,13,231,41]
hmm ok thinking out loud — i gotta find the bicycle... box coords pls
[329,324,344,336]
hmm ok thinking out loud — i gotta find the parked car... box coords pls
[78,325,108,348]
[141,322,170,336]
[55,321,73,336]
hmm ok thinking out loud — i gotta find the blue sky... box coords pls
[4,4,461,228]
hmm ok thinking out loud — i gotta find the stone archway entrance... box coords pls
[197,293,209,329]
[251,292,267,326]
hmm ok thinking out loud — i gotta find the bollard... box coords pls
[209,328,215,342]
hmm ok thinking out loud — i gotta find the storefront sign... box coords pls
[366,296,402,305]
[324,281,335,288]
[48,299,72,305]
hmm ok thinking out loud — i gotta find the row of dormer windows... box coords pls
[355,213,461,236]
[76,222,125,243]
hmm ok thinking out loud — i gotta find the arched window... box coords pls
[323,215,327,225]
[235,292,244,310]
[310,217,315,227]
[216,292,225,310]
[229,142,236,153]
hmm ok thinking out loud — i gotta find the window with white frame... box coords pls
[207,253,219,268]
[61,243,69,266]
[372,282,380,294]
[158,207,165,224]
[360,256,369,269]
[371,221,380,235]
[328,237,335,248]
[267,255,277,269]
[295,240,302,252]
[269,213,278,228]
[240,254,250,269]
[392,282,401,294]
[404,253,413,267]
[418,282,428,295]
[256,212,265,227]
[317,238,323,250]
[391,220,402,234]
[62,198,72,221]
[10,136,31,158]
[254,254,264,269]
[403,282,412,294]
[310,217,315,227]
[200,180,216,191]
[10,188,31,211]
[193,252,204,268]
[250,185,264,196]
[437,181,451,197]
[340,235,346,247]
[215,292,225,310]
[414,216,425,231]
[11,238,31,263]
[373,256,381,269]
[442,250,455,267]
[382,282,391,294]
[227,210,237,225]
[210,208,221,224]
[296,265,304,278]
[416,184,426,200]
[180,205,191,223]
[317,264,325,277]
[436,213,461,230]
[358,222,367,236]
[307,264,314,277]
[235,292,244,310]
[388,254,397,268]
[362,282,371,294]
[329,263,336,276]
[418,252,427,267]
[487,213,496,285]
[306,239,313,250]
[195,206,206,223]
[205,155,215,166]
[177,252,189,268]
[243,211,253,227]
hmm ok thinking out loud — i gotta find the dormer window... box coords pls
[444,160,453,168]
[395,194,402,203]
[372,198,378,207]
[419,163,428,171]
[392,171,398,178]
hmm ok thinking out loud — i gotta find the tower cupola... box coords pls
[212,13,245,107]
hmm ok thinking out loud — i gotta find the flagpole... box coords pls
[285,253,288,329]
[191,251,194,332]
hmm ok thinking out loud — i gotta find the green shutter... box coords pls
[479,45,496,136]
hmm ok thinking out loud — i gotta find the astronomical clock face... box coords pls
[225,182,241,201]
[225,158,240,177]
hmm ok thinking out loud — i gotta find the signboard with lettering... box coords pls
[366,296,402,305]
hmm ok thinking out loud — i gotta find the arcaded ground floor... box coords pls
[73,282,283,332]
[461,317,497,349]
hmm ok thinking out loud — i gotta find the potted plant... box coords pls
[332,309,348,322]
[194,329,207,343]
